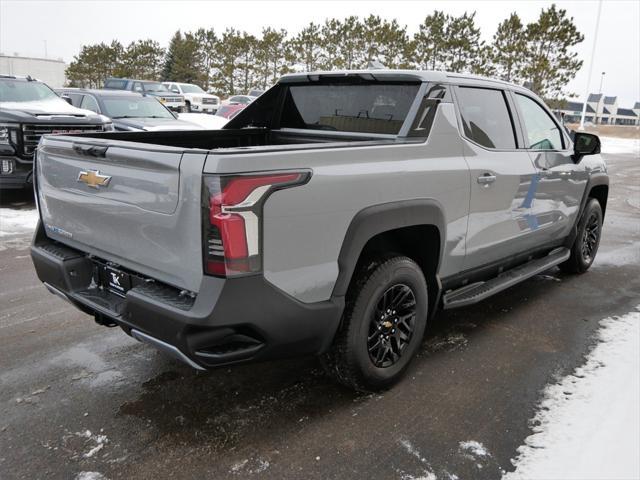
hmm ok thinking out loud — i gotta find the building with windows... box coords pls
[557,93,639,125]
[0,54,67,88]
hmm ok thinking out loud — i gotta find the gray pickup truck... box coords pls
[30,70,608,391]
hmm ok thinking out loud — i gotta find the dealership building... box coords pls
[558,93,640,125]
[0,54,67,88]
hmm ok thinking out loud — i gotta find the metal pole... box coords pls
[598,72,606,93]
[579,0,603,131]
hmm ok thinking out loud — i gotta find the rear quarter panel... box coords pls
[204,103,470,303]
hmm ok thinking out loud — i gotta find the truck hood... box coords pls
[114,117,204,131]
[144,92,183,100]
[0,97,99,119]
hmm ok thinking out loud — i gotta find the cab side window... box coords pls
[515,94,564,150]
[456,87,516,149]
[80,95,99,113]
[133,82,143,93]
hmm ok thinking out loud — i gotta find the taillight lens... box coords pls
[202,171,310,277]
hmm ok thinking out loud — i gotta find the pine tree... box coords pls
[194,28,218,89]
[290,22,324,71]
[319,18,342,70]
[412,11,449,70]
[443,12,483,73]
[522,4,584,99]
[359,15,409,68]
[490,13,527,82]
[165,32,206,84]
[255,27,291,89]
[162,31,182,81]
[119,40,164,80]
[335,16,364,70]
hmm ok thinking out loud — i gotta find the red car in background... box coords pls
[215,104,246,119]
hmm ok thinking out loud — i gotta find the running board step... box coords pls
[442,247,570,310]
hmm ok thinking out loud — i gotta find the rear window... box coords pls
[280,83,420,135]
[456,87,516,149]
[104,79,128,89]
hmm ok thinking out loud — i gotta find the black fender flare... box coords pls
[331,199,446,298]
[564,172,609,248]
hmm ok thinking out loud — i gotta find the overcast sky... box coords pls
[1,0,638,105]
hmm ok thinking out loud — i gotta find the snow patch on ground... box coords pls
[0,207,38,237]
[599,136,640,155]
[397,438,437,480]
[459,440,490,458]
[75,473,107,480]
[594,241,640,268]
[75,430,109,459]
[504,308,640,480]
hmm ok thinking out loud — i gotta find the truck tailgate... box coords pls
[36,137,207,292]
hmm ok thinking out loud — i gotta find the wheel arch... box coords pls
[331,199,446,305]
[564,172,609,249]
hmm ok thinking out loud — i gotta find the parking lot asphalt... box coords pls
[1,149,638,480]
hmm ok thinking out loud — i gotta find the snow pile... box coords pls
[505,308,640,480]
[599,136,640,155]
[0,207,38,237]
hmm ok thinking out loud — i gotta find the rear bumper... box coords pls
[31,225,343,370]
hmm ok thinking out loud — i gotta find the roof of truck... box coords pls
[57,88,144,98]
[279,69,525,90]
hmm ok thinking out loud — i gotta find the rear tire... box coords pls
[322,256,428,392]
[559,198,603,274]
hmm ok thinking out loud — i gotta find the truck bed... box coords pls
[74,127,401,153]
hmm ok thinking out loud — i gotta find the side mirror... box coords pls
[61,95,73,105]
[571,131,601,161]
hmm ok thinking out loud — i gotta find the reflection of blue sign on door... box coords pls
[520,173,540,229]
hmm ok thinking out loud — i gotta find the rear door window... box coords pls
[280,83,420,135]
[456,87,516,149]
[515,93,564,150]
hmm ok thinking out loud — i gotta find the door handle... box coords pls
[477,173,496,185]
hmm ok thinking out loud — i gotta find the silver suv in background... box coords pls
[31,70,607,391]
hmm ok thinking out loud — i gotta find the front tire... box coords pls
[322,256,428,392]
[560,198,603,274]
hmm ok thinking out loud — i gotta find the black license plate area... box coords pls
[103,266,132,297]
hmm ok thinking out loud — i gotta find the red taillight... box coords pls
[202,171,310,277]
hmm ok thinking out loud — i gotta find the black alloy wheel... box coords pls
[368,284,417,368]
[581,212,600,263]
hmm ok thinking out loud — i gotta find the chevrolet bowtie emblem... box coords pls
[77,169,111,188]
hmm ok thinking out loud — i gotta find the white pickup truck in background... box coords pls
[163,82,220,114]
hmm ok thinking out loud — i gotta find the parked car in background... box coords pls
[221,94,255,106]
[31,69,608,392]
[103,78,185,112]
[178,112,228,129]
[215,103,246,119]
[56,89,202,131]
[163,82,220,114]
[0,75,111,190]
[248,89,264,97]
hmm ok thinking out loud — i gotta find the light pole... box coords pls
[599,72,606,93]
[579,0,603,131]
